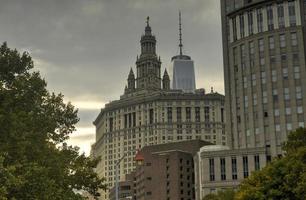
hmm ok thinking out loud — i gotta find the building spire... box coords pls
[179,11,183,56]
[146,16,150,26]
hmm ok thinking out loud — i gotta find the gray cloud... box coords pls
[1,0,224,153]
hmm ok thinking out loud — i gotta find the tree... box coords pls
[236,128,306,200]
[202,189,236,200]
[0,42,106,199]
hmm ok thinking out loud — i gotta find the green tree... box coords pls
[0,42,106,199]
[236,128,306,200]
[202,189,236,200]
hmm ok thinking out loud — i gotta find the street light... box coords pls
[115,149,144,200]
[115,153,126,200]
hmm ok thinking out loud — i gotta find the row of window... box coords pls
[209,155,260,181]
[231,1,298,42]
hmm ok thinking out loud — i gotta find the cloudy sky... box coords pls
[0,0,224,155]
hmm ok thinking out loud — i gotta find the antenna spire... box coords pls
[179,11,183,56]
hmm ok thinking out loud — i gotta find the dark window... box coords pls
[209,158,215,181]
[195,107,200,122]
[186,107,191,121]
[167,107,172,122]
[254,155,260,170]
[149,109,153,124]
[220,158,226,180]
[177,107,182,122]
[232,157,237,180]
[243,156,249,178]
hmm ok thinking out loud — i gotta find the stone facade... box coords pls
[91,18,226,200]
[194,145,266,199]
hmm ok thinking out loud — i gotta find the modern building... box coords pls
[222,0,306,157]
[91,17,226,200]
[110,140,212,200]
[172,12,196,93]
[195,0,306,197]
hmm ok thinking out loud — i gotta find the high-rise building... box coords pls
[195,0,306,197]
[172,12,196,93]
[91,17,226,200]
[222,0,306,156]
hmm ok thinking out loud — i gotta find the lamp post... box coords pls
[115,154,126,200]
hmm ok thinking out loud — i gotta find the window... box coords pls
[241,44,246,70]
[204,107,210,121]
[249,41,255,68]
[299,122,305,128]
[220,158,226,180]
[297,106,303,114]
[269,36,275,49]
[275,124,281,131]
[274,109,280,116]
[262,91,267,104]
[232,17,237,41]
[195,107,200,122]
[243,77,248,88]
[296,86,302,99]
[186,107,191,121]
[248,11,253,35]
[252,74,256,86]
[261,72,266,84]
[253,94,257,106]
[294,66,300,79]
[232,157,237,180]
[273,89,278,102]
[285,107,291,115]
[257,8,263,32]
[283,68,288,79]
[254,155,260,171]
[167,107,172,122]
[177,107,182,122]
[284,88,290,100]
[287,123,292,131]
[267,5,274,30]
[291,32,297,46]
[277,3,285,28]
[288,1,296,26]
[258,38,264,53]
[240,14,245,38]
[243,156,249,178]
[209,158,215,181]
[244,96,249,108]
[272,70,277,82]
[280,34,286,48]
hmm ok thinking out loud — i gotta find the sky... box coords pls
[0,0,224,155]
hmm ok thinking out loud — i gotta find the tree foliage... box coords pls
[236,128,306,200]
[0,42,106,199]
[202,189,235,200]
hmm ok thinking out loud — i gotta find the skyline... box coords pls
[0,0,224,154]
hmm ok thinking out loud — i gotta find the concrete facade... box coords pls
[194,0,306,198]
[91,19,226,200]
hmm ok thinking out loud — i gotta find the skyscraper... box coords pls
[172,12,196,93]
[195,0,306,197]
[91,17,225,200]
[221,0,306,156]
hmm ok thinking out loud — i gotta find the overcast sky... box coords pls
[1,0,224,155]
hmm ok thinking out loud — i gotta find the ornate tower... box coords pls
[136,17,162,90]
[162,69,170,90]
